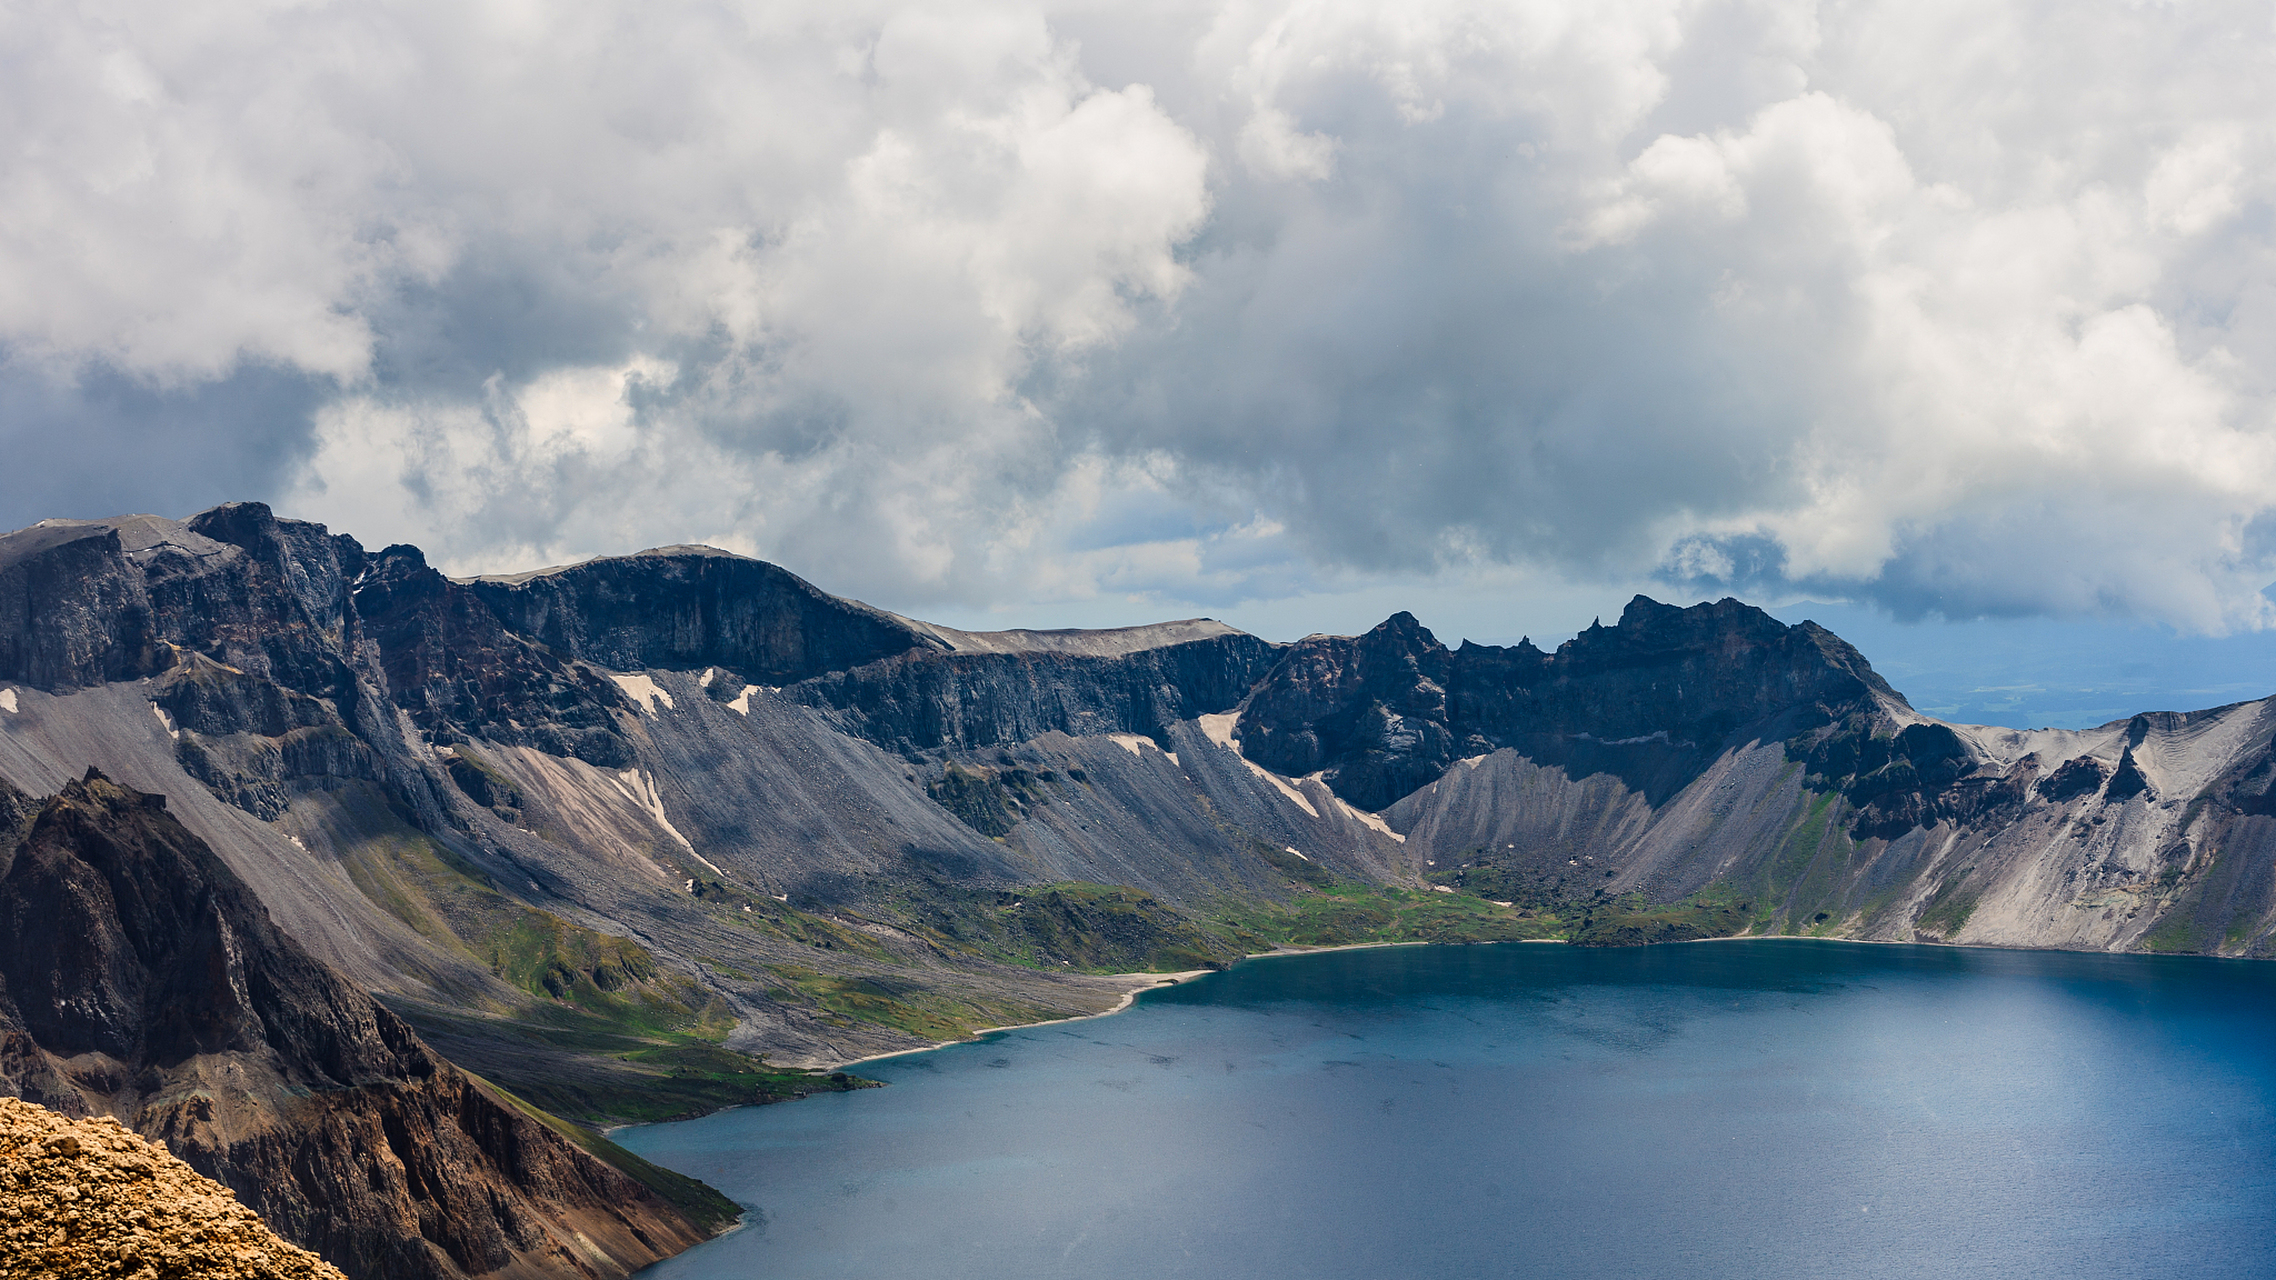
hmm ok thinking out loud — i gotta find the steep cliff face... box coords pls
[792,625,1282,755]
[354,545,637,768]
[1238,597,1893,811]
[465,547,936,683]
[0,772,714,1280]
[0,509,457,836]
[0,519,167,690]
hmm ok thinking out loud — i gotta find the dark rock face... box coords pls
[1791,716,1984,838]
[466,548,935,684]
[0,772,708,1280]
[0,505,1284,816]
[795,632,1283,755]
[1238,597,1898,812]
[2106,747,2154,801]
[0,523,165,690]
[2038,755,2110,801]
[0,508,462,833]
[352,546,636,768]
[1234,612,1455,812]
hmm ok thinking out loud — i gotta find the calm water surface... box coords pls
[617,941,2276,1279]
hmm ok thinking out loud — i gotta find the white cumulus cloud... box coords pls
[0,0,2273,634]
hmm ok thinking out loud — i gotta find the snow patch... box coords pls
[1334,796,1408,843]
[1194,717,1322,816]
[1245,761,1318,817]
[0,688,18,713]
[610,673,674,714]
[728,684,760,715]
[1197,712,1240,750]
[1432,885,1455,893]
[699,667,718,688]
[1284,847,1309,861]
[1108,733,1180,765]
[612,768,722,873]
[150,703,177,739]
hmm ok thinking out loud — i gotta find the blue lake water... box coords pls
[616,941,2276,1279]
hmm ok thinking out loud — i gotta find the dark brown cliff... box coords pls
[0,771,721,1280]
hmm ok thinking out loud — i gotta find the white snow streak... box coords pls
[610,673,675,714]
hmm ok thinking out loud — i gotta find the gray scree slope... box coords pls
[2,504,2274,1079]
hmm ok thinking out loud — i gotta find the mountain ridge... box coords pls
[9,501,2276,1274]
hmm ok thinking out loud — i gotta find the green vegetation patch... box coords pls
[878,879,1247,972]
[766,964,1065,1042]
[1914,878,1979,938]
[1215,881,1562,949]
[479,1074,743,1233]
[2142,911,2203,954]
[1567,894,1757,947]
[305,781,863,1124]
[398,993,875,1126]
[479,908,739,1042]
[1425,857,1535,905]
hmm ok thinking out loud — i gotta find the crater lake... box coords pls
[616,940,2276,1279]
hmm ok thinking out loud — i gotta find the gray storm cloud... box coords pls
[2,0,2271,629]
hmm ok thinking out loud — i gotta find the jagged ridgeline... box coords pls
[8,504,2276,1272]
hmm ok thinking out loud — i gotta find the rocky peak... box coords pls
[0,769,422,1082]
[0,770,713,1280]
[1242,595,1907,812]
[0,521,160,690]
[1234,613,1459,810]
[353,546,635,767]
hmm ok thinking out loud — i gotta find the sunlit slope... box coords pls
[6,502,2276,1083]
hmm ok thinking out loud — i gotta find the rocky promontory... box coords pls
[0,1095,344,1280]
[0,771,717,1280]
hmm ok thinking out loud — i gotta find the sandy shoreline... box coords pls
[616,932,2161,1134]
[765,934,2014,1076]
[827,968,1212,1072]
[846,930,2073,1071]
[826,939,1458,1072]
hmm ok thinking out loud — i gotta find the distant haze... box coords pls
[5,0,2275,656]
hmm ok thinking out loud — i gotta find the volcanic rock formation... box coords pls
[7,501,2276,1094]
[0,770,714,1280]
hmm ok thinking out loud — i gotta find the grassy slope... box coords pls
[308,782,867,1125]
[480,1075,745,1234]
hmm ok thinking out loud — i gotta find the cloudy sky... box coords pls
[5,0,2275,721]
